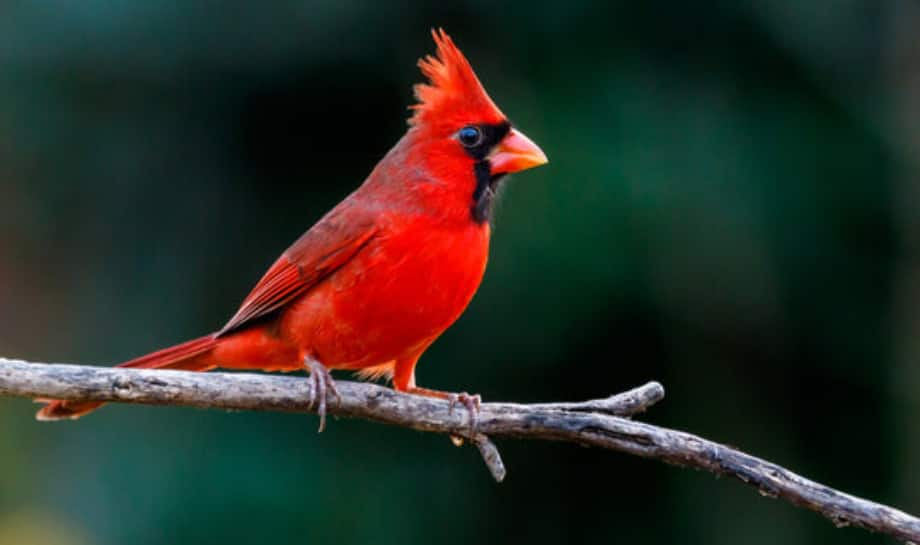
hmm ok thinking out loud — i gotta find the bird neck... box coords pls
[365,131,486,229]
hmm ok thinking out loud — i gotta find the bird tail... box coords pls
[36,334,219,421]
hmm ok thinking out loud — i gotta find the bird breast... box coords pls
[279,216,491,368]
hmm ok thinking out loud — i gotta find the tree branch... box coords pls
[0,358,917,542]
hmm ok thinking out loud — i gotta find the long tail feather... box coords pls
[36,334,218,421]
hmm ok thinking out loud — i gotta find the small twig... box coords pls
[472,433,506,482]
[514,381,665,415]
[0,358,918,542]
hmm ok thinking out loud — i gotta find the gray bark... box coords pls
[1,357,917,542]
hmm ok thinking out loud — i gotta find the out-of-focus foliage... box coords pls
[0,2,911,544]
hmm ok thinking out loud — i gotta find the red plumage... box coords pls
[38,29,547,422]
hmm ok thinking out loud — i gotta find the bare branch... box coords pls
[0,358,917,542]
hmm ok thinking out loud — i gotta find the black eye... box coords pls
[458,126,483,148]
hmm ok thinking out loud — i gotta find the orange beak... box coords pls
[489,128,548,174]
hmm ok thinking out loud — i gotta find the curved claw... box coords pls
[404,386,483,444]
[448,391,482,435]
[304,356,340,432]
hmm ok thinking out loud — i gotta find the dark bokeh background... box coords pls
[2,2,919,544]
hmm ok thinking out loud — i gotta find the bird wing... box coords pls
[218,203,378,336]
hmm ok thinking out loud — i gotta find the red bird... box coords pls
[38,29,548,429]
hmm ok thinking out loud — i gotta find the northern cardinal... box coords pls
[38,29,548,429]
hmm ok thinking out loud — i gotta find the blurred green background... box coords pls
[1,1,918,544]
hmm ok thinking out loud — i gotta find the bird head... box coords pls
[408,29,548,223]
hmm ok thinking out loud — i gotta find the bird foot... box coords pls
[304,356,340,432]
[447,392,481,434]
[405,387,482,442]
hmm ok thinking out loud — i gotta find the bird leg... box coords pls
[406,386,481,438]
[303,356,341,432]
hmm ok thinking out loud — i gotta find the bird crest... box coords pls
[410,29,505,129]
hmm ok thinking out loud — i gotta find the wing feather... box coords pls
[218,204,377,336]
